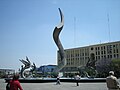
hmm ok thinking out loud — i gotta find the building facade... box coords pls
[57,41,120,73]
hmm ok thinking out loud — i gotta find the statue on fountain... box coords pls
[78,57,98,78]
[19,56,36,78]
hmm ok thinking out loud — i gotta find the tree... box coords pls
[96,59,111,78]
[110,59,120,78]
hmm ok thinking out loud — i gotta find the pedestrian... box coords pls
[9,74,23,90]
[56,75,60,85]
[75,74,80,86]
[106,71,120,90]
[6,81,10,90]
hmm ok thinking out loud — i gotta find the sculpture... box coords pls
[19,56,36,78]
[53,8,66,72]
[78,57,97,78]
[30,62,36,74]
[86,58,97,69]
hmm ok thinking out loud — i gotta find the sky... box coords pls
[0,0,120,71]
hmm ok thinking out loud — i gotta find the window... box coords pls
[96,56,97,59]
[101,51,103,54]
[107,45,112,54]
[110,55,112,58]
[114,54,116,58]
[117,54,119,58]
[101,56,103,59]
[95,47,97,50]
[113,45,115,47]
[104,55,106,59]
[98,47,100,50]
[98,56,100,59]
[101,47,103,50]
[104,51,106,54]
[96,52,97,55]
[104,46,105,49]
[91,47,93,50]
[98,51,100,55]
[116,49,119,53]
[113,49,115,53]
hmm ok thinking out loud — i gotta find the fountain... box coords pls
[5,8,106,83]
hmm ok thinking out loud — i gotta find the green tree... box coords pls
[96,59,111,78]
[111,59,120,78]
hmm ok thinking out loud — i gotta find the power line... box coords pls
[107,13,111,42]
[74,17,76,47]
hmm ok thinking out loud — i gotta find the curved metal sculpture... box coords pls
[19,56,36,78]
[53,8,66,72]
[19,56,31,78]
[78,58,98,78]
[78,66,97,78]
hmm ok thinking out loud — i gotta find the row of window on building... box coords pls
[57,41,120,67]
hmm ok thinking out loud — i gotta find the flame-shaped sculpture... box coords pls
[19,56,36,78]
[19,56,31,78]
[53,8,66,72]
[20,56,36,78]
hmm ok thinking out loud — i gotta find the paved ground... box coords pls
[0,79,108,90]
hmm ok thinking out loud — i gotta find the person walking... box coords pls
[6,81,10,90]
[56,75,60,85]
[9,74,23,90]
[106,71,120,90]
[75,74,80,86]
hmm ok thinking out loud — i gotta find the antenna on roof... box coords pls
[107,13,111,42]
[74,17,76,47]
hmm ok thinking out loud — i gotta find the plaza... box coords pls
[0,79,109,90]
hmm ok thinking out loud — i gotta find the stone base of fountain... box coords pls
[5,77,106,83]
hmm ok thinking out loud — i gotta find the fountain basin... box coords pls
[5,77,106,83]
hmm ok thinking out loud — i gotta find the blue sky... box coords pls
[0,0,120,71]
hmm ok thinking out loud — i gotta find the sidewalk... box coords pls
[0,79,107,90]
[22,82,107,90]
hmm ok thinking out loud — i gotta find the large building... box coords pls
[57,41,120,73]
